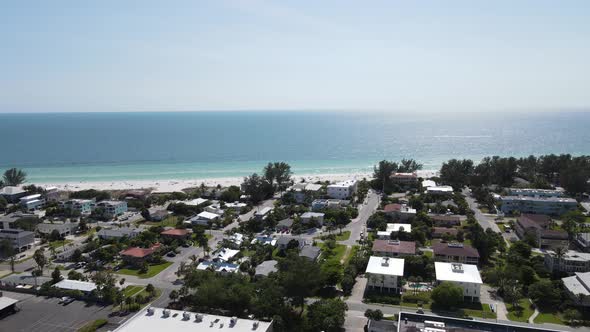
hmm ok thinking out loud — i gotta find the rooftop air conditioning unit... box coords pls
[146,307,155,315]
[194,313,203,322]
[230,317,238,326]
[162,309,170,317]
[182,312,191,320]
[253,321,260,330]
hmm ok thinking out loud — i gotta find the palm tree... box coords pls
[2,168,27,186]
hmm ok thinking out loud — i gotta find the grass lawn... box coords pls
[463,303,496,319]
[320,243,347,264]
[123,285,145,298]
[422,251,433,258]
[49,239,73,249]
[117,261,173,279]
[534,312,566,325]
[335,231,351,241]
[507,299,534,322]
[78,319,107,332]
[145,216,179,227]
[344,245,359,266]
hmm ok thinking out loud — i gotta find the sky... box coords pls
[1,0,589,113]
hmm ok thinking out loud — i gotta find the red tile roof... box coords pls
[383,203,402,213]
[432,242,479,258]
[372,240,416,255]
[120,243,161,258]
[161,228,190,237]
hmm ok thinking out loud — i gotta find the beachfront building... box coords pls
[300,212,324,226]
[390,172,418,185]
[93,200,128,218]
[0,229,35,253]
[433,242,480,265]
[544,250,590,274]
[515,214,568,250]
[289,183,323,203]
[365,256,404,293]
[187,211,220,226]
[19,194,45,211]
[507,188,565,198]
[426,185,454,196]
[372,240,416,257]
[376,223,412,239]
[562,272,590,307]
[37,222,79,237]
[382,203,416,221]
[0,186,27,203]
[311,199,349,211]
[61,199,94,214]
[113,307,273,332]
[97,227,142,240]
[499,195,578,215]
[434,262,482,301]
[327,180,358,199]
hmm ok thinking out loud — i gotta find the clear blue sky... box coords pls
[1,0,589,113]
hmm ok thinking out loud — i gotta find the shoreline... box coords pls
[30,170,438,192]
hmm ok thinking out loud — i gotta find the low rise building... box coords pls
[160,228,191,240]
[299,245,322,261]
[421,180,437,188]
[19,194,45,211]
[212,248,240,262]
[382,203,416,221]
[327,180,357,199]
[390,172,418,185]
[289,183,323,203]
[507,188,565,198]
[435,262,482,301]
[431,227,459,239]
[365,256,404,293]
[94,200,128,218]
[562,272,590,306]
[377,223,412,239]
[0,186,27,203]
[433,242,479,264]
[515,214,568,250]
[255,260,278,277]
[120,243,161,266]
[276,236,306,250]
[311,199,349,211]
[372,240,416,257]
[61,199,94,214]
[149,209,169,221]
[431,215,461,227]
[577,233,590,252]
[113,307,273,332]
[276,218,293,231]
[300,212,324,225]
[499,195,578,215]
[196,261,239,274]
[187,211,220,226]
[0,229,35,252]
[544,250,590,274]
[251,235,277,247]
[398,312,558,332]
[184,198,209,206]
[426,186,454,196]
[0,212,37,230]
[53,279,97,294]
[254,207,272,221]
[37,222,79,237]
[97,227,142,240]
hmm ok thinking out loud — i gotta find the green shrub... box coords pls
[78,319,107,332]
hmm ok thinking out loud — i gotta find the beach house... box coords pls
[327,180,357,199]
[365,256,404,293]
[372,240,416,257]
[433,242,480,264]
[19,194,45,211]
[435,262,482,302]
[93,200,128,218]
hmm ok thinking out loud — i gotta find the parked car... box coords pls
[166,251,176,257]
[60,297,75,305]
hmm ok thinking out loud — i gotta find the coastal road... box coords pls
[462,188,502,233]
[339,190,380,246]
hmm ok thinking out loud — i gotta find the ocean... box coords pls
[0,111,589,183]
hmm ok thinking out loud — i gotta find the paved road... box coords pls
[462,188,502,233]
[340,190,380,246]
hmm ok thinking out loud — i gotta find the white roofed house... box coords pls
[562,272,590,306]
[187,211,220,226]
[365,256,404,293]
[212,248,240,262]
[327,180,358,200]
[254,207,272,221]
[19,193,45,211]
[426,185,454,196]
[377,223,412,240]
[435,262,482,302]
[300,212,324,226]
[0,186,27,203]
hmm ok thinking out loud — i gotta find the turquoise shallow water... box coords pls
[0,111,589,183]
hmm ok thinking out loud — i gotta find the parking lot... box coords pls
[0,291,115,332]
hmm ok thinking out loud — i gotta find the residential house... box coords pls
[515,214,569,250]
[160,228,191,240]
[225,202,247,211]
[97,227,142,240]
[255,260,278,278]
[367,319,396,332]
[276,236,306,250]
[276,218,293,231]
[289,183,323,203]
[365,256,404,293]
[562,272,590,306]
[544,250,590,274]
[299,245,321,261]
[426,186,454,196]
[228,233,244,247]
[196,261,239,274]
[300,212,324,226]
[435,262,482,302]
[37,222,79,237]
[212,248,240,262]
[251,235,277,247]
[187,211,220,226]
[0,229,35,253]
[433,242,480,264]
[184,198,209,206]
[311,199,349,211]
[382,203,416,221]
[0,186,27,203]
[149,209,169,222]
[205,203,225,215]
[327,180,357,199]
[94,200,128,218]
[421,180,437,188]
[372,240,416,257]
[499,195,578,215]
[19,194,45,211]
[61,199,94,214]
[390,172,418,185]
[56,244,85,261]
[431,215,461,227]
[254,207,272,221]
[376,223,412,239]
[44,186,60,202]
[120,243,161,266]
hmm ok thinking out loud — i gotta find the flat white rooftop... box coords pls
[196,211,220,219]
[563,272,590,297]
[114,307,272,332]
[54,279,97,292]
[365,256,404,276]
[328,180,357,188]
[185,198,209,206]
[435,262,482,284]
[255,207,272,215]
[0,296,18,311]
[422,180,437,188]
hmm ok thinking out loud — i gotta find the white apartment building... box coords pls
[327,180,358,200]
[506,188,565,198]
[19,194,45,211]
[499,195,577,215]
[377,223,412,239]
[544,250,590,274]
[435,262,482,302]
[365,256,404,293]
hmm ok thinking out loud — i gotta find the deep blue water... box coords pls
[0,111,588,183]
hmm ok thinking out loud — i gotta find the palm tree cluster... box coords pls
[1,168,27,187]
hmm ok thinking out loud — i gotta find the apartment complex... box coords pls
[499,195,577,215]
[432,242,479,264]
[365,256,404,293]
[0,229,35,252]
[435,262,482,302]
[327,180,357,199]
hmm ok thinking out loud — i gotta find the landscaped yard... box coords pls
[335,231,351,241]
[117,261,173,278]
[48,239,73,249]
[534,311,566,325]
[507,298,534,322]
[463,303,496,319]
[123,285,145,297]
[320,243,347,264]
[145,216,179,227]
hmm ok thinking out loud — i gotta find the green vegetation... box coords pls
[117,261,173,278]
[507,298,534,322]
[77,319,107,332]
[145,215,179,227]
[534,312,566,325]
[335,231,350,241]
[123,285,145,297]
[48,239,72,249]
[319,242,346,264]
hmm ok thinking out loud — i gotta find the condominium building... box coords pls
[372,240,416,257]
[327,180,358,199]
[435,262,482,302]
[515,214,568,250]
[61,199,94,214]
[365,256,404,293]
[499,195,577,215]
[544,250,590,274]
[506,188,565,198]
[390,172,418,185]
[562,272,590,307]
[93,200,128,218]
[0,229,35,252]
[19,194,45,211]
[37,222,79,237]
[433,242,480,265]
